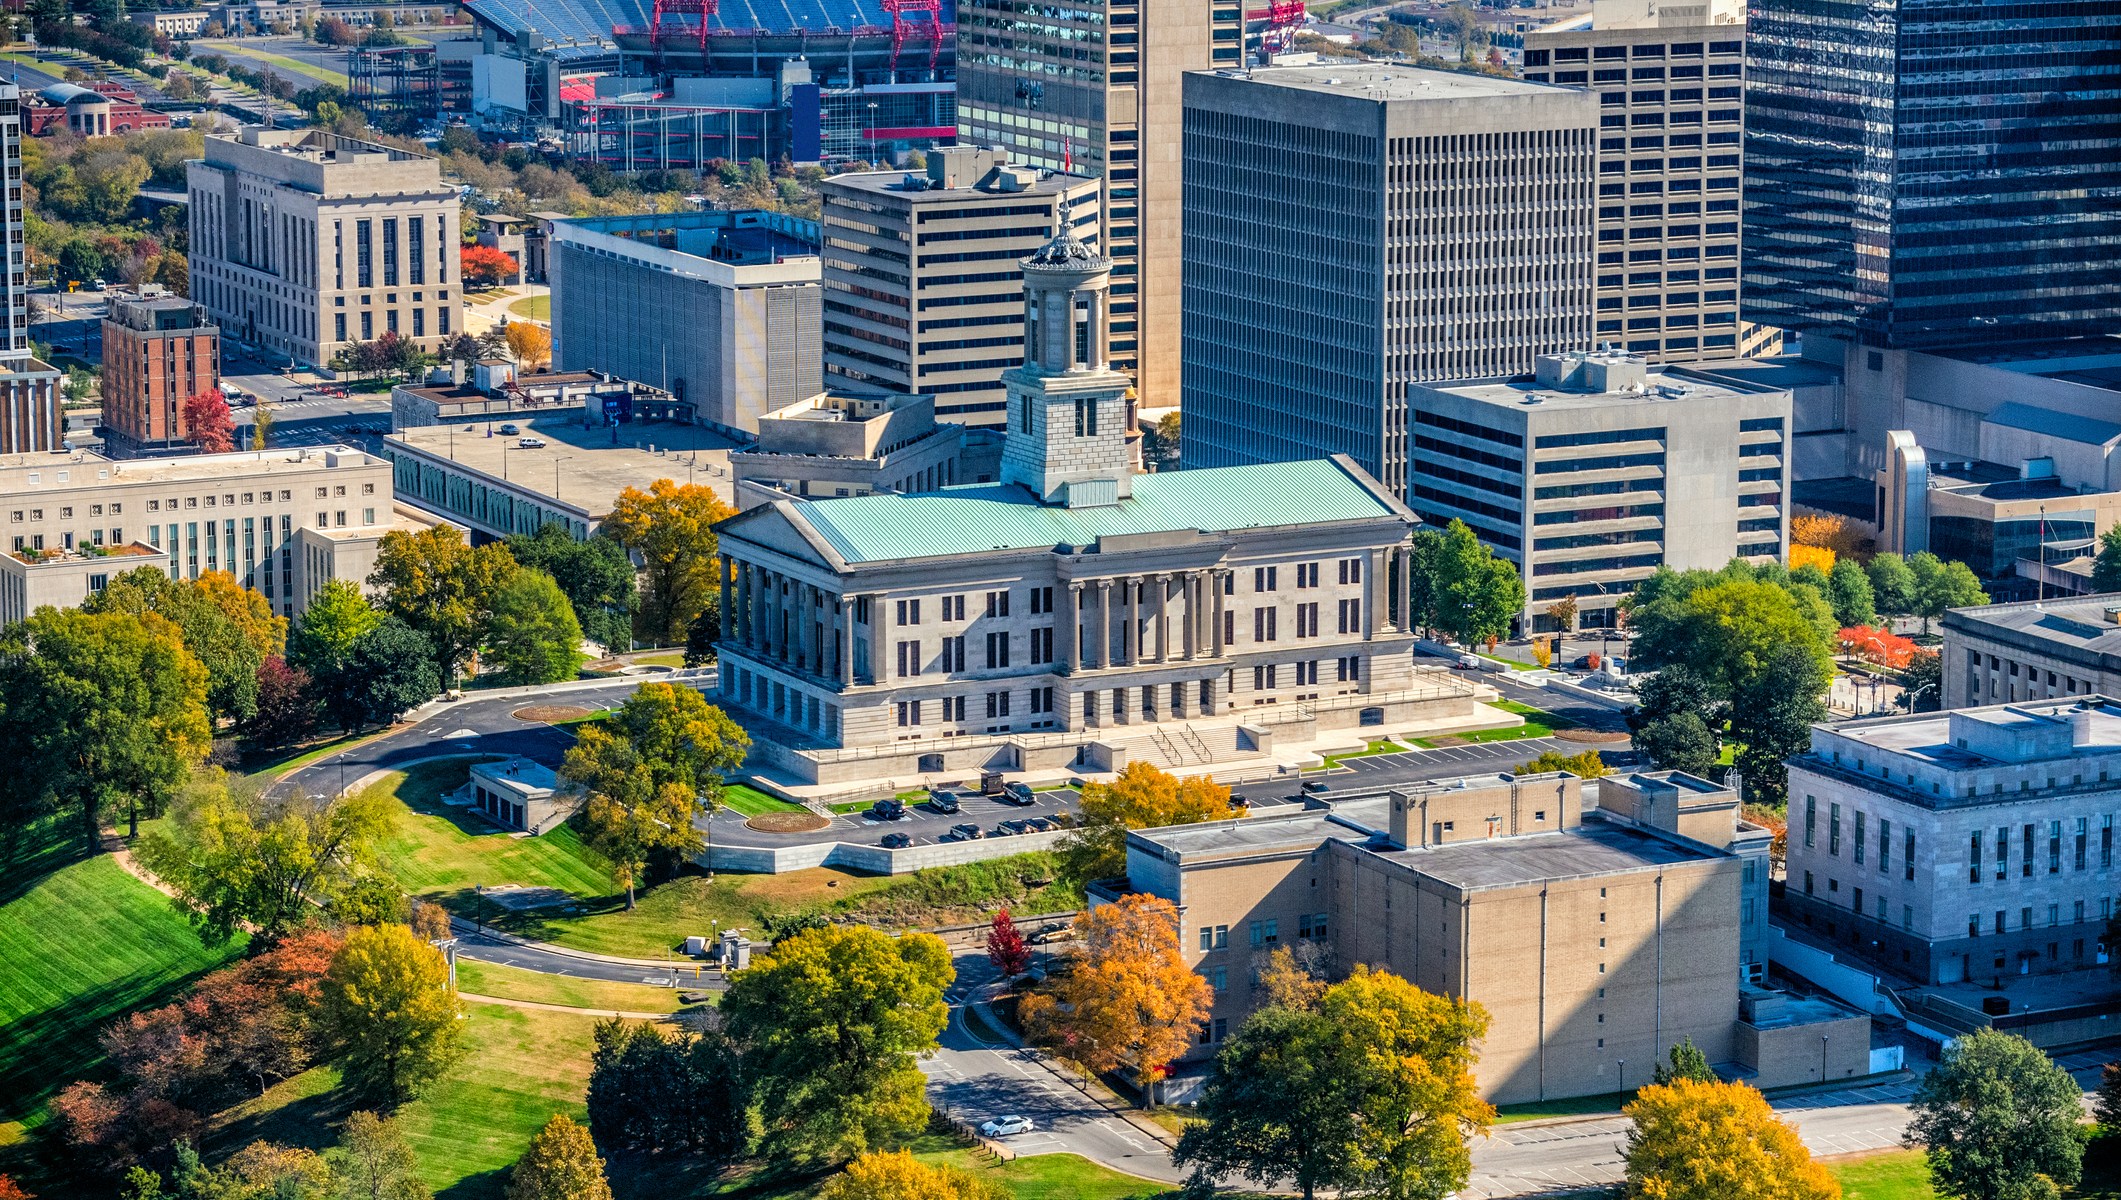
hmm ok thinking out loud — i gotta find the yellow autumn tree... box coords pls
[1020,893,1212,1106]
[503,321,551,370]
[600,479,737,645]
[818,1150,1006,1200]
[1623,1077,1839,1200]
[1057,761,1241,886]
[1789,544,1836,574]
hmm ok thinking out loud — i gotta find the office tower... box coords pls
[188,129,462,368]
[1744,0,2121,350]
[818,146,1101,426]
[0,83,62,455]
[101,291,220,457]
[1522,0,1776,362]
[1180,64,1598,498]
[954,0,1245,404]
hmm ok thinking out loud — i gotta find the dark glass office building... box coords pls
[1742,0,2121,350]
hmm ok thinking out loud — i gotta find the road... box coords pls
[707,786,1079,852]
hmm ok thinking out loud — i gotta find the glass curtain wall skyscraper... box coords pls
[1742,0,2121,350]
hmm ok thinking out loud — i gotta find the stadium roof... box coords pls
[462,0,948,45]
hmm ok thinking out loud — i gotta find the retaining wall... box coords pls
[705,827,1068,875]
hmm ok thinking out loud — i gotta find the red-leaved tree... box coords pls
[244,655,320,749]
[459,244,518,289]
[0,1173,32,1200]
[987,908,1031,979]
[182,390,235,454]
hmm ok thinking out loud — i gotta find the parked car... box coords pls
[980,1115,1034,1137]
[948,822,985,841]
[991,823,1019,838]
[498,423,520,435]
[518,436,547,448]
[1454,653,1481,670]
[1024,816,1057,832]
[1029,924,1073,945]
[868,798,905,821]
[1001,782,1036,806]
[927,788,960,814]
[1301,780,1331,795]
[880,832,912,849]
[1000,819,1036,836]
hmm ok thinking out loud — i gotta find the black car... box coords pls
[1000,819,1036,836]
[868,798,906,821]
[927,789,961,814]
[991,823,1020,838]
[949,822,985,841]
[881,832,913,849]
[1001,782,1037,806]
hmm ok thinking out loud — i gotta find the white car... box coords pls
[518,437,547,448]
[980,1115,1034,1137]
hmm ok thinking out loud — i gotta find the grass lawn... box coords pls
[507,294,551,321]
[1493,1091,1629,1124]
[723,783,808,817]
[370,759,617,900]
[830,800,876,814]
[1321,738,1403,767]
[1833,1151,1935,1200]
[195,41,347,85]
[0,824,246,1174]
[631,651,686,667]
[454,959,708,1014]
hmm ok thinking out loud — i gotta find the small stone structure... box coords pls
[466,758,573,834]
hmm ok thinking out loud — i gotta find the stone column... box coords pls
[1402,545,1417,636]
[1181,572,1197,660]
[720,561,733,643]
[1150,573,1169,662]
[1096,581,1112,669]
[867,594,888,684]
[803,585,821,671]
[758,570,776,659]
[1210,571,1227,657]
[1062,582,1081,673]
[1121,578,1137,665]
[838,595,854,685]
[1365,549,1380,641]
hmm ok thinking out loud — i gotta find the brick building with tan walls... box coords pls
[1115,770,1872,1103]
[713,220,1490,789]
[100,290,220,457]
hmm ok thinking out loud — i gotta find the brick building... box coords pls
[101,290,220,457]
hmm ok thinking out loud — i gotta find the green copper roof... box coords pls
[796,459,1399,564]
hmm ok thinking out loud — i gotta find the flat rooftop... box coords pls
[1129,803,1375,861]
[1820,698,2121,765]
[1942,595,2121,654]
[385,415,739,515]
[1424,364,1777,413]
[1371,819,1708,891]
[0,446,381,494]
[1202,63,1570,102]
[1742,991,1862,1031]
[826,167,1088,200]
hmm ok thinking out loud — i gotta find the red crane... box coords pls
[882,0,942,74]
[1249,0,1305,56]
[650,0,718,57]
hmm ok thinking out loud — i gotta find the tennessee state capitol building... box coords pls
[712,226,1484,787]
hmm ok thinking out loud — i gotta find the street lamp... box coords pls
[866,101,879,164]
[1820,1035,1830,1082]
[553,454,574,501]
[1617,1059,1626,1097]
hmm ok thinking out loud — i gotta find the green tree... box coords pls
[328,1110,430,1200]
[1827,559,1879,628]
[2093,526,2121,594]
[502,525,637,652]
[0,608,212,850]
[559,682,749,907]
[585,1019,746,1162]
[1728,642,1829,807]
[600,479,735,646]
[1652,1037,1717,1085]
[1175,1004,1357,1200]
[485,569,584,685]
[82,566,277,724]
[289,578,382,677]
[1900,649,1943,713]
[819,1151,1006,1200]
[316,619,441,731]
[1905,1028,2083,1200]
[1625,1077,1839,1200]
[1515,748,1609,778]
[136,775,396,946]
[722,926,954,1166]
[1632,711,1720,776]
[1866,553,1916,616]
[506,1114,612,1200]
[1056,761,1238,888]
[1630,577,1834,702]
[1141,410,1181,471]
[1907,551,1989,633]
[1415,519,1525,648]
[367,526,518,684]
[325,924,466,1106]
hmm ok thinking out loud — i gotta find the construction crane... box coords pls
[649,0,718,57]
[882,0,942,75]
[1249,0,1305,56]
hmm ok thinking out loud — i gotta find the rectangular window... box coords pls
[896,640,921,677]
[985,590,1010,618]
[1879,818,1891,873]
[2024,823,2035,877]
[1998,826,2010,880]
[984,631,1011,669]
[895,701,921,727]
[2075,817,2087,870]
[356,219,373,288]
[1804,796,1815,847]
[1829,803,1841,856]
[2050,821,2062,873]
[1854,811,1865,864]
[1970,830,1982,883]
[896,599,921,626]
[942,636,965,672]
[381,218,399,287]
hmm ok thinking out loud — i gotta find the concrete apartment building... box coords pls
[549,209,822,436]
[0,84,62,457]
[1178,65,1598,498]
[819,147,1101,426]
[0,445,399,622]
[713,224,1488,786]
[1521,0,1776,362]
[1940,595,2121,710]
[1409,349,1791,632]
[1784,700,2121,997]
[729,389,1004,508]
[187,129,462,368]
[1117,771,1868,1102]
[100,290,220,457]
[953,0,1244,405]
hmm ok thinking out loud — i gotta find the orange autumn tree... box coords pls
[183,390,235,453]
[459,243,517,288]
[1021,893,1212,1106]
[1838,624,1917,670]
[1789,543,1836,574]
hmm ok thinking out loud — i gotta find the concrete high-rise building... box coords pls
[1180,64,1598,499]
[1410,349,1791,632]
[953,0,1245,404]
[101,290,220,457]
[548,209,822,435]
[1743,0,2121,352]
[0,83,63,456]
[818,147,1100,426]
[187,129,463,368]
[1522,0,1776,362]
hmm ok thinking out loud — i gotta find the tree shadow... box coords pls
[434,1165,513,1200]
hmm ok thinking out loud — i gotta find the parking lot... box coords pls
[711,786,1081,852]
